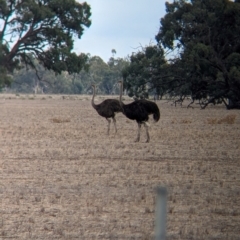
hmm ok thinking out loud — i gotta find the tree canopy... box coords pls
[0,0,91,87]
[123,0,240,109]
[122,45,167,99]
[156,0,240,109]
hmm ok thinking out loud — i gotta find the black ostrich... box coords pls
[91,84,123,134]
[118,81,160,142]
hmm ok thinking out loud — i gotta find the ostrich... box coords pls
[91,84,122,134]
[118,80,160,142]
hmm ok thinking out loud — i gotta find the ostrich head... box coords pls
[91,84,97,108]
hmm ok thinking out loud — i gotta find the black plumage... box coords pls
[91,84,122,134]
[119,81,160,142]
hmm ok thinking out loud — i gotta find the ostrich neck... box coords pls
[119,82,124,107]
[92,86,97,109]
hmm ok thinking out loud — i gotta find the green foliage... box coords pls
[10,55,129,95]
[122,45,167,99]
[0,66,12,89]
[0,0,91,84]
[156,0,240,109]
[74,55,129,95]
[12,62,84,94]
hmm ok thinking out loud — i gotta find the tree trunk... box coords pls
[227,99,240,109]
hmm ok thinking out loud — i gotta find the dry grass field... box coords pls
[0,94,240,239]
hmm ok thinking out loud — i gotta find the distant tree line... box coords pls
[10,54,129,95]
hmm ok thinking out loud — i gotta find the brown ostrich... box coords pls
[91,84,123,135]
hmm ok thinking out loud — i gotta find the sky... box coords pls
[74,0,171,63]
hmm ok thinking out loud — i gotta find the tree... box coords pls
[11,59,76,94]
[77,54,129,95]
[102,53,129,95]
[0,0,91,86]
[156,0,240,109]
[122,45,167,99]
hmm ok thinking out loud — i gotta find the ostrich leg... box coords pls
[135,123,141,142]
[144,122,150,143]
[112,117,117,133]
[106,118,111,135]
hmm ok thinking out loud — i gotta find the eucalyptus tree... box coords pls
[122,45,167,99]
[12,60,75,94]
[75,56,109,93]
[77,54,129,95]
[102,55,129,95]
[156,0,240,109]
[0,0,91,87]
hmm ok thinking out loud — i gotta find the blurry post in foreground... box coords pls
[155,186,167,240]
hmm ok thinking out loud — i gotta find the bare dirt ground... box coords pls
[0,94,240,239]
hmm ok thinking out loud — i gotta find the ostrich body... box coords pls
[119,81,160,142]
[91,84,122,134]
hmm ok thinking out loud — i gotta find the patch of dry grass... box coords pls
[207,114,237,124]
[180,119,192,124]
[171,118,192,124]
[50,117,70,123]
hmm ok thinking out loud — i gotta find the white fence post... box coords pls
[155,186,168,240]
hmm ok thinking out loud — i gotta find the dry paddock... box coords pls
[0,94,240,239]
